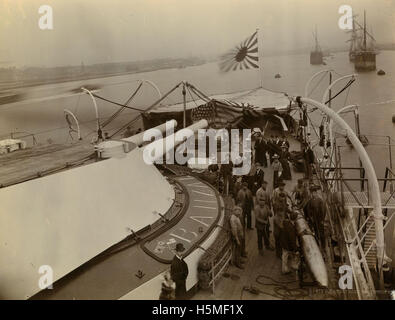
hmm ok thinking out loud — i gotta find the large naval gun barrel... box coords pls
[294,211,329,287]
[123,120,178,147]
[142,120,208,164]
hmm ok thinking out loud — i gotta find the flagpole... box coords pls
[256,28,264,88]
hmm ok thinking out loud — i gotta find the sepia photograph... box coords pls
[0,0,394,305]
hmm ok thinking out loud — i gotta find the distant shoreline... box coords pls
[1,48,395,91]
[0,66,187,91]
[0,57,206,91]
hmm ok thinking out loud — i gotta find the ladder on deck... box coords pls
[364,217,377,268]
[341,188,395,268]
[326,169,395,299]
[311,145,395,299]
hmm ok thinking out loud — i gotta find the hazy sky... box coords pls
[0,0,394,67]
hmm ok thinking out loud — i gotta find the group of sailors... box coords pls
[254,133,292,183]
[213,132,293,195]
[224,131,326,280]
[159,130,327,299]
[230,177,325,275]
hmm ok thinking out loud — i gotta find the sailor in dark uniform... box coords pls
[170,243,189,299]
[279,143,292,180]
[254,133,268,167]
[305,185,326,248]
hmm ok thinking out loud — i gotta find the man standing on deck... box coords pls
[279,143,292,180]
[271,154,283,189]
[273,192,292,259]
[292,178,309,209]
[302,142,315,180]
[280,212,298,274]
[233,176,243,200]
[273,207,285,259]
[245,161,257,191]
[255,201,273,255]
[220,153,233,195]
[272,181,292,206]
[230,207,245,269]
[170,243,189,299]
[254,133,268,167]
[305,185,326,247]
[256,181,271,209]
[237,182,254,230]
[254,162,265,192]
[268,135,275,164]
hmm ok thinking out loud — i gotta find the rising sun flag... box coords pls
[219,30,259,72]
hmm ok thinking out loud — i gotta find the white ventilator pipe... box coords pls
[140,79,162,99]
[322,74,357,156]
[297,96,385,274]
[304,69,333,97]
[81,87,101,135]
[64,109,81,140]
[123,120,177,146]
[143,120,208,163]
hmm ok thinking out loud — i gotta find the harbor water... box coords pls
[0,50,394,176]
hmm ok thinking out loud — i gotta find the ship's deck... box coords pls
[4,128,338,300]
[31,175,222,300]
[0,141,96,188]
[192,134,338,300]
[27,129,338,300]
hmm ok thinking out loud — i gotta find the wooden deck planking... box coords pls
[0,142,95,186]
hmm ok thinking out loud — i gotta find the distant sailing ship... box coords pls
[310,27,323,65]
[347,18,358,62]
[348,11,378,71]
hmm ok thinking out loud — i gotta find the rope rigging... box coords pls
[90,92,146,113]
[186,85,201,108]
[109,81,184,138]
[324,78,355,105]
[304,108,338,169]
[101,81,144,128]
[308,78,356,114]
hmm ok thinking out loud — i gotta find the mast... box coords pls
[363,10,367,51]
[257,28,263,88]
[350,19,355,52]
[182,82,186,128]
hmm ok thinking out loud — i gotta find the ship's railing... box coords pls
[330,133,395,201]
[8,131,38,146]
[383,167,395,194]
[318,167,377,298]
[197,196,233,293]
[197,229,233,293]
[208,246,232,294]
[320,140,395,298]
[363,134,394,171]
